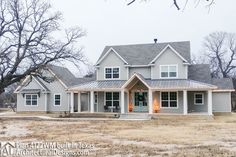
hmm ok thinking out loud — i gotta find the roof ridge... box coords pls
[106,41,190,47]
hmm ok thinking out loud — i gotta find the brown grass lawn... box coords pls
[1,114,236,156]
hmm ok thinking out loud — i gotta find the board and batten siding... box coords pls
[212,92,231,112]
[151,47,188,79]
[129,67,151,79]
[96,50,128,80]
[38,77,69,112]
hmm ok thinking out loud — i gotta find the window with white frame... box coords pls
[25,94,38,106]
[161,92,178,108]
[105,67,119,79]
[194,93,204,105]
[160,65,177,78]
[54,94,61,106]
[105,92,120,110]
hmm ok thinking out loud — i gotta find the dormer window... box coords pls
[160,65,177,78]
[105,67,120,79]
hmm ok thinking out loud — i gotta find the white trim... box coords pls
[194,93,204,105]
[160,91,178,109]
[208,90,213,115]
[150,44,188,64]
[183,90,187,115]
[90,91,94,113]
[96,47,128,65]
[213,89,235,92]
[32,76,48,91]
[25,94,38,106]
[121,89,125,114]
[78,92,81,112]
[104,66,120,80]
[122,73,150,89]
[148,89,153,114]
[54,93,62,106]
[14,75,31,93]
[44,93,47,111]
[160,64,178,79]
[70,92,74,113]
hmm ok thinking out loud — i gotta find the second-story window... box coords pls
[160,65,177,78]
[105,67,119,79]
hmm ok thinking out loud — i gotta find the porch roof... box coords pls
[68,79,217,91]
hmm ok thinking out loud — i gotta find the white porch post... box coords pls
[183,90,188,115]
[78,92,81,113]
[148,89,153,114]
[44,93,47,112]
[121,89,125,114]
[90,91,94,113]
[208,90,213,115]
[70,92,74,113]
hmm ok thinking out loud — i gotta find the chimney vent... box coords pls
[154,38,157,43]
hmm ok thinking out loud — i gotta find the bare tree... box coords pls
[0,0,85,94]
[127,0,215,10]
[203,32,236,78]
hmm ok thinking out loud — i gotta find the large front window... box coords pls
[25,94,38,106]
[161,92,178,108]
[105,92,120,112]
[105,67,120,79]
[160,65,177,78]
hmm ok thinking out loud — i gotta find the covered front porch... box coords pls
[68,74,217,116]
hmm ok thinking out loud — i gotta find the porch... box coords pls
[68,73,217,116]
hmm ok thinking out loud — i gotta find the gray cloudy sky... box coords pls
[51,0,236,75]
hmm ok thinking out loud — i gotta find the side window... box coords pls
[54,94,61,106]
[194,93,204,105]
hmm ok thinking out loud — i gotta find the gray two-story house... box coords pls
[68,41,234,115]
[15,41,234,115]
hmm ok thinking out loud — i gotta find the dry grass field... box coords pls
[1,114,236,156]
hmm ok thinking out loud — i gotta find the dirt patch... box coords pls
[1,115,236,156]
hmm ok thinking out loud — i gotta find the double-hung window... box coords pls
[194,93,204,105]
[160,65,177,78]
[25,94,38,106]
[105,67,119,79]
[161,92,178,108]
[54,94,61,106]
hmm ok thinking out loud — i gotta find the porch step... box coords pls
[69,112,119,118]
[119,113,152,120]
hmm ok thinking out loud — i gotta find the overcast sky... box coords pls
[51,0,236,76]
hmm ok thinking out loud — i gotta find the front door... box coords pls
[133,92,148,112]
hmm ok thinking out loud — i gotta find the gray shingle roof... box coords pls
[188,64,234,90]
[48,65,96,87]
[188,64,212,84]
[212,78,234,90]
[97,41,191,65]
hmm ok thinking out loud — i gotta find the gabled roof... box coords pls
[188,64,234,91]
[97,41,191,65]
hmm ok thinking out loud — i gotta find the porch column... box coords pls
[121,89,125,114]
[148,89,153,114]
[90,91,94,113]
[208,90,213,115]
[44,93,47,112]
[78,92,81,112]
[183,90,188,115]
[70,92,74,113]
